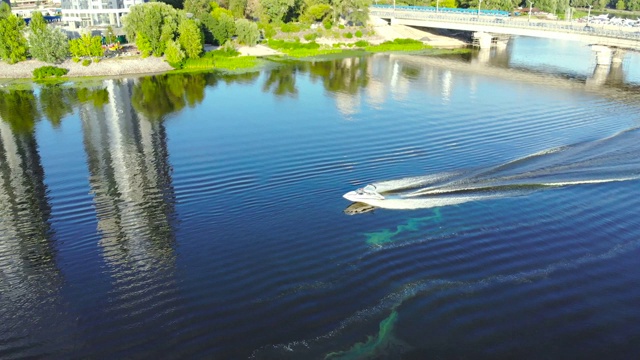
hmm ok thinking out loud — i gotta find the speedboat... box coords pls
[343,184,385,202]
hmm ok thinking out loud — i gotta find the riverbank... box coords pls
[0,20,467,81]
[0,54,173,80]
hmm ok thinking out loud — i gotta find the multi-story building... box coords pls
[61,0,146,27]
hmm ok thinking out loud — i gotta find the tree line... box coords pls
[390,0,640,13]
[0,0,374,66]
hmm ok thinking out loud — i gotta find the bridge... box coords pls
[370,5,640,64]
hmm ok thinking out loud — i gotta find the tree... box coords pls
[123,3,180,56]
[69,32,104,59]
[29,12,69,64]
[178,18,203,58]
[159,0,185,9]
[300,4,331,23]
[105,26,117,44]
[246,0,263,19]
[467,0,516,10]
[343,0,371,25]
[0,2,10,19]
[183,0,212,18]
[229,0,248,18]
[29,11,48,33]
[0,14,28,64]
[210,6,236,44]
[330,0,370,25]
[260,0,295,23]
[29,27,69,63]
[616,0,625,8]
[437,0,457,7]
[628,0,640,10]
[235,18,260,45]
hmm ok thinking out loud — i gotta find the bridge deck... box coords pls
[371,7,640,51]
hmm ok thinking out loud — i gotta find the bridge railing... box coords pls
[371,7,640,42]
[372,4,510,17]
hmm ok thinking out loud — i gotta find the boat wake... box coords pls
[344,127,640,210]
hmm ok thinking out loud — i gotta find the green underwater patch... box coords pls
[324,310,401,360]
[364,208,442,247]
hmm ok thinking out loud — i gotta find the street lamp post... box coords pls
[528,1,534,22]
[436,0,439,13]
[587,5,592,26]
[478,0,482,18]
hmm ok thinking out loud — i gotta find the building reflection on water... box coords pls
[0,96,67,354]
[80,79,177,271]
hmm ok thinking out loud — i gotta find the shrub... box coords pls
[391,38,422,45]
[355,40,368,47]
[203,43,239,58]
[343,32,353,39]
[303,33,317,41]
[32,65,68,80]
[323,19,332,29]
[72,57,81,63]
[280,23,301,33]
[82,59,92,66]
[267,39,320,50]
[355,30,363,38]
[338,24,345,29]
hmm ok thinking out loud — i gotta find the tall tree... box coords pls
[29,11,69,63]
[260,0,295,23]
[235,18,260,45]
[627,0,640,10]
[229,0,248,18]
[183,0,212,17]
[123,3,180,56]
[210,5,236,44]
[0,14,28,64]
[159,0,185,9]
[0,2,10,19]
[178,17,203,58]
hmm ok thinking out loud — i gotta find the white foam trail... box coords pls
[345,127,640,210]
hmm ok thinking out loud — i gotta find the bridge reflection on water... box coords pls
[383,51,639,104]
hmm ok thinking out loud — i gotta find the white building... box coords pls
[61,0,146,27]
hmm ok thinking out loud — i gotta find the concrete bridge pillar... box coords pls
[611,49,625,66]
[495,39,509,49]
[586,65,609,88]
[473,32,492,49]
[591,45,612,66]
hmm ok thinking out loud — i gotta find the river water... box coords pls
[1,37,640,359]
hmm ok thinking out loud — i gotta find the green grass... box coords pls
[181,56,258,70]
[266,39,343,58]
[365,38,432,52]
